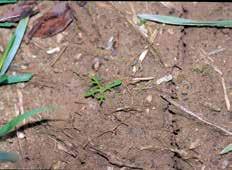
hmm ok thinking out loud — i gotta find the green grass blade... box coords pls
[0,75,7,84]
[0,73,32,85]
[0,106,53,137]
[104,80,122,91]
[0,17,29,75]
[0,152,19,162]
[0,0,17,4]
[220,144,232,154]
[0,22,16,28]
[0,34,16,70]
[137,14,232,28]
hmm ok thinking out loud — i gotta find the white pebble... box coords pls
[146,95,153,103]
[56,33,64,43]
[46,47,60,54]
[17,131,25,139]
[156,74,173,85]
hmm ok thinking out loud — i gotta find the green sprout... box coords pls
[85,75,122,105]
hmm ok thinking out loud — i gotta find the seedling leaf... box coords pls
[85,75,122,104]
[137,14,232,28]
[0,73,32,85]
[220,144,232,155]
[0,106,54,137]
[0,17,29,75]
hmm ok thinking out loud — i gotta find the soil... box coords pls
[0,1,232,170]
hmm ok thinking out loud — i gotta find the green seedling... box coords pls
[138,18,147,26]
[85,75,122,105]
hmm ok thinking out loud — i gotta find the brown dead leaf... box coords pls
[0,0,38,22]
[27,2,75,40]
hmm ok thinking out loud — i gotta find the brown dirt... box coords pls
[0,1,232,170]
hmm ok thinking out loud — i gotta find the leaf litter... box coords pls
[0,0,38,23]
[27,2,75,40]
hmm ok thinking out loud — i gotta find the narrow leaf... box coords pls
[0,106,53,137]
[137,14,232,28]
[220,144,232,155]
[0,17,29,75]
[0,152,19,162]
[0,0,17,4]
[0,34,16,70]
[0,22,16,27]
[0,73,32,85]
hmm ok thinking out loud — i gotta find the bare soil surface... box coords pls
[1,2,232,170]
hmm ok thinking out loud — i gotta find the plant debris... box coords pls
[137,14,232,28]
[0,0,38,23]
[27,2,75,40]
[85,75,122,105]
[0,17,29,75]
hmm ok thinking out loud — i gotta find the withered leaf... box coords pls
[27,2,75,40]
[0,0,38,23]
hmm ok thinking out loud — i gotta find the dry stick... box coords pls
[50,46,67,67]
[200,49,230,111]
[161,95,232,136]
[221,77,231,111]
[109,2,165,67]
[89,146,143,170]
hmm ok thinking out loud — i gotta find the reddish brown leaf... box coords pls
[0,0,38,22]
[27,2,75,40]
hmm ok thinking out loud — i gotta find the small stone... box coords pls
[46,47,60,54]
[146,95,153,103]
[56,33,64,43]
[17,131,25,139]
[20,65,28,70]
[156,74,173,85]
[74,53,82,61]
[92,58,101,71]
[146,108,150,113]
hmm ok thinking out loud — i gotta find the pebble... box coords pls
[156,74,173,85]
[46,47,60,54]
[17,131,25,139]
[146,95,153,103]
[56,33,64,43]
[92,58,101,71]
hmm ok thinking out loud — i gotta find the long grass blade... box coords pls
[137,14,232,28]
[0,22,16,27]
[0,0,17,4]
[0,34,16,70]
[220,144,232,155]
[0,106,54,137]
[0,73,32,85]
[0,17,29,75]
[0,152,18,162]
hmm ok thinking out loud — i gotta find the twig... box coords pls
[161,95,232,136]
[208,48,225,56]
[221,77,231,111]
[131,76,155,84]
[89,146,143,169]
[50,46,67,67]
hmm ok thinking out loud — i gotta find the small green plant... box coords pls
[85,75,122,105]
